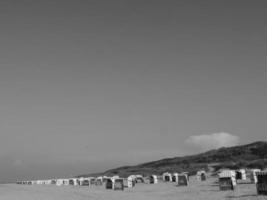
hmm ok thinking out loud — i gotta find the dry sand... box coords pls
[0,176,265,200]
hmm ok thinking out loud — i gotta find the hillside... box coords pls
[78,141,267,178]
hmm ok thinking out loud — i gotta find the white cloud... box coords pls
[185,132,240,151]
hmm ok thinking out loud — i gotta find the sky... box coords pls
[0,0,267,182]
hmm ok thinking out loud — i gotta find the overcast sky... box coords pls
[0,0,267,182]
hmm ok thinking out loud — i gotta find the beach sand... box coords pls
[0,176,265,200]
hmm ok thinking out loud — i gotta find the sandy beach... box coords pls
[0,176,265,200]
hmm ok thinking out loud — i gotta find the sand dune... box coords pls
[0,177,265,200]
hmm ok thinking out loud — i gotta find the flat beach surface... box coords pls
[0,177,265,200]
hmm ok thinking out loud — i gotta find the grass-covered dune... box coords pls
[79,141,267,177]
